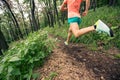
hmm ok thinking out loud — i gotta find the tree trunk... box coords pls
[17,0,28,36]
[109,0,117,6]
[46,12,51,27]
[7,10,19,40]
[53,0,61,26]
[30,0,39,31]
[0,29,9,53]
[61,11,67,24]
[92,0,97,11]
[36,7,40,29]
[0,49,2,55]
[9,20,17,41]
[49,11,54,27]
[2,0,23,39]
[28,13,33,32]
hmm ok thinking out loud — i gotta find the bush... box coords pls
[0,30,55,80]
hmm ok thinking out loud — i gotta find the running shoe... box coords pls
[95,19,114,37]
[64,41,68,45]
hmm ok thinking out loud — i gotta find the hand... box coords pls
[82,10,88,16]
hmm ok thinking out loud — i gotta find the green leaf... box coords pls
[12,68,21,75]
[29,58,33,63]
[111,26,118,30]
[2,56,10,63]
[27,68,33,80]
[8,66,13,73]
[9,56,21,62]
[24,74,29,79]
[0,65,5,74]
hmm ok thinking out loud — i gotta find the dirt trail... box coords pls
[36,37,120,80]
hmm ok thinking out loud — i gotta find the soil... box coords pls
[35,36,120,80]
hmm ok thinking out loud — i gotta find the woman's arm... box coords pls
[85,0,90,12]
[60,0,67,11]
[82,0,90,16]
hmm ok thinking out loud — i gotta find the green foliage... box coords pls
[80,6,120,26]
[44,72,58,80]
[97,0,108,7]
[0,30,55,80]
[111,26,120,49]
[114,54,120,59]
[94,0,120,7]
[44,23,68,39]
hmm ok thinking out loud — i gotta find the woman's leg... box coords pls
[70,23,95,38]
[65,23,95,45]
[66,27,72,44]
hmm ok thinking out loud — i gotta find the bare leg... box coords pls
[66,27,72,43]
[71,23,95,38]
[65,23,95,44]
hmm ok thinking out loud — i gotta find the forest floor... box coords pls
[35,35,120,80]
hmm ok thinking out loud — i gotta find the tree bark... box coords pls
[53,0,61,26]
[91,0,97,11]
[36,7,40,29]
[17,0,28,36]
[0,49,2,55]
[28,13,34,32]
[6,9,19,40]
[2,0,23,39]
[9,20,17,41]
[109,0,117,6]
[0,29,9,54]
[30,0,39,31]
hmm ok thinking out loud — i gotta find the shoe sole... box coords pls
[110,28,114,37]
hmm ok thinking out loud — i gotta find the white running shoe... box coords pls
[64,41,68,45]
[95,19,114,37]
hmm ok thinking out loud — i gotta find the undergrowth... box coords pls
[0,30,55,80]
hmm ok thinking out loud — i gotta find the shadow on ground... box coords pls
[62,43,120,80]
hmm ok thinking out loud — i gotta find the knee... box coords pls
[74,32,79,38]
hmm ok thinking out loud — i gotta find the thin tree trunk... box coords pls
[92,0,96,11]
[61,11,66,24]
[28,12,33,32]
[0,29,9,52]
[36,7,40,29]
[9,20,16,41]
[0,49,2,55]
[53,0,61,26]
[109,0,117,6]
[46,12,51,27]
[49,11,54,27]
[30,0,39,31]
[2,0,23,39]
[17,0,28,36]
[7,10,19,40]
